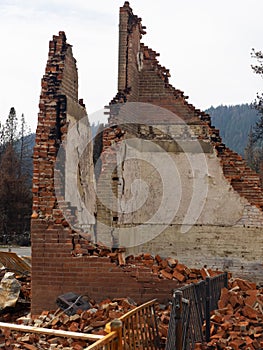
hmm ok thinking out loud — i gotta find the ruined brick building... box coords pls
[31,2,263,314]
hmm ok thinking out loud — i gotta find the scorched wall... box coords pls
[96,2,263,282]
[31,4,263,314]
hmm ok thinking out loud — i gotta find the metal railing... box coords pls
[165,272,228,350]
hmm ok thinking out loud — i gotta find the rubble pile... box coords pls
[199,278,263,350]
[27,297,137,333]
[0,297,172,349]
[0,329,69,350]
[0,250,249,350]
[73,242,224,283]
[125,254,224,283]
[155,302,171,344]
[0,297,137,349]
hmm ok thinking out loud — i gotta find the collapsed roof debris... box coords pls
[0,252,31,277]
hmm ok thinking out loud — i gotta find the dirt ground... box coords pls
[0,247,31,256]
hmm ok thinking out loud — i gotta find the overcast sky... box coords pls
[0,0,263,132]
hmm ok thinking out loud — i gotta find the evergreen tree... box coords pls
[251,49,263,138]
[245,129,256,170]
[0,145,31,244]
[245,128,263,173]
[18,113,33,179]
[251,49,263,112]
[20,113,25,164]
[244,49,263,183]
[207,104,259,156]
[0,107,32,245]
[3,107,18,146]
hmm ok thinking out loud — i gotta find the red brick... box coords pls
[172,270,185,282]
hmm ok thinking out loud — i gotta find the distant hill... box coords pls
[25,106,259,172]
[206,104,260,156]
[18,133,35,179]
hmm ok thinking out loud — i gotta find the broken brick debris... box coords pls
[0,253,224,349]
[0,297,137,349]
[0,247,233,350]
[72,242,224,284]
[126,254,224,283]
[0,297,172,350]
[197,278,263,350]
[1,275,261,349]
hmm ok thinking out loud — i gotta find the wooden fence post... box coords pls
[174,290,183,350]
[110,319,123,350]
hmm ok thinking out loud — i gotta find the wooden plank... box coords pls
[0,322,103,341]
[84,299,158,349]
[119,299,157,321]
[0,252,30,275]
[84,331,118,350]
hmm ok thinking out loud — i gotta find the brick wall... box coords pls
[32,250,180,315]
[96,2,263,282]
[129,225,263,285]
[32,4,263,315]
[118,1,145,100]
[31,31,182,315]
[101,2,263,218]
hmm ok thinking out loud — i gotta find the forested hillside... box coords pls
[206,104,259,156]
[0,108,33,245]
[0,104,257,245]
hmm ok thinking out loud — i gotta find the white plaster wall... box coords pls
[125,225,263,284]
[96,122,263,280]
[63,104,96,232]
[116,139,260,227]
